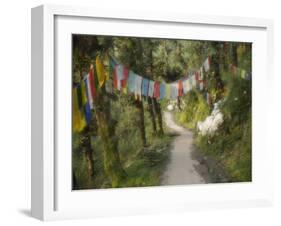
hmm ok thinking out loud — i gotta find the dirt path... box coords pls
[161,111,207,185]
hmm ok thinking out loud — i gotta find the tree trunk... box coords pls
[177,96,182,111]
[152,98,164,135]
[231,43,238,67]
[85,148,94,181]
[72,170,78,189]
[218,43,225,73]
[147,97,157,135]
[211,42,224,101]
[94,87,126,187]
[135,99,147,147]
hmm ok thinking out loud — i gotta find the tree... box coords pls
[94,83,127,186]
[72,35,126,187]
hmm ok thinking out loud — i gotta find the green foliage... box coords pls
[73,93,174,189]
[175,90,210,129]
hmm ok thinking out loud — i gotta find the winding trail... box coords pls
[161,111,206,185]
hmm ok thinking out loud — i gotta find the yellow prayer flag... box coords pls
[96,55,106,87]
[241,69,246,79]
[165,84,171,99]
[73,88,86,133]
[104,54,110,80]
[122,86,127,94]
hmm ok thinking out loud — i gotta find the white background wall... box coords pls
[0,0,280,225]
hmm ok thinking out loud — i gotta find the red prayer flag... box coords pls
[121,67,129,88]
[178,80,183,97]
[89,68,97,99]
[113,67,118,89]
[154,81,160,99]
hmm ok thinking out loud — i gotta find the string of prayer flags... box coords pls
[72,54,254,134]
[96,55,106,87]
[101,55,250,102]
[148,80,155,97]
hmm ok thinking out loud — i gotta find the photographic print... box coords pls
[72,35,252,190]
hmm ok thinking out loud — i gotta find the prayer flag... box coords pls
[141,78,149,97]
[84,101,91,126]
[160,83,166,100]
[165,83,171,99]
[183,78,190,94]
[154,81,160,99]
[148,80,155,97]
[170,83,178,99]
[89,67,97,99]
[73,88,86,133]
[178,80,183,97]
[203,56,211,72]
[96,55,106,87]
[116,65,124,90]
[127,71,136,93]
[135,74,143,99]
[191,74,197,88]
[109,58,117,68]
[113,66,118,89]
[121,67,129,93]
[85,74,93,109]
[241,69,246,79]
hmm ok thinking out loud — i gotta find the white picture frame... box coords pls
[31,4,274,221]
